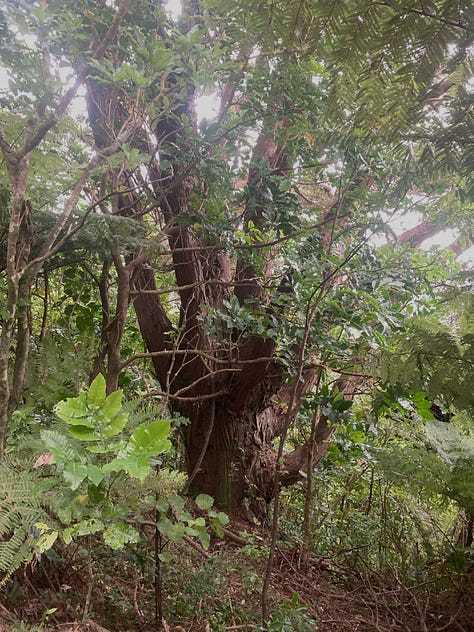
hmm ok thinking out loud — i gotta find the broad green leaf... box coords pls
[62,415,94,428]
[55,395,88,422]
[195,493,214,510]
[156,515,173,539]
[102,454,150,479]
[86,464,104,486]
[63,462,89,490]
[70,519,104,538]
[168,493,185,513]
[167,521,185,542]
[197,529,210,550]
[101,390,123,420]
[68,425,100,441]
[87,374,107,406]
[102,412,128,438]
[127,420,171,456]
[35,530,59,553]
[62,528,73,544]
[102,522,139,550]
[157,515,185,541]
[156,498,169,513]
[215,512,229,526]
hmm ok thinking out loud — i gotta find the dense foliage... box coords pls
[0,0,473,629]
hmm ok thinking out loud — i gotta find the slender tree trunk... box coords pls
[8,282,32,415]
[0,157,31,456]
[105,252,130,393]
[90,261,112,382]
[8,209,34,415]
[0,333,13,457]
[302,403,320,572]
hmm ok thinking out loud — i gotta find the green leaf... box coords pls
[55,394,88,422]
[69,519,104,539]
[86,464,104,486]
[102,412,128,438]
[68,425,100,441]
[215,511,229,526]
[167,493,185,513]
[197,529,210,549]
[102,522,139,550]
[35,530,59,554]
[102,454,150,479]
[195,493,214,510]
[40,429,76,464]
[87,374,107,406]
[102,390,123,420]
[156,498,169,513]
[63,462,88,490]
[127,420,171,457]
[156,516,185,541]
[62,528,73,545]
[167,521,185,542]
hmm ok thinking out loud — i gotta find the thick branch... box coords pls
[280,418,335,487]
[397,220,441,247]
[131,266,174,386]
[235,120,291,306]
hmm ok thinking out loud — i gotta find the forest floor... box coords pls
[0,521,472,632]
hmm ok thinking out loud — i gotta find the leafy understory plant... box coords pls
[156,491,229,553]
[39,374,172,549]
[38,374,228,552]
[267,593,318,631]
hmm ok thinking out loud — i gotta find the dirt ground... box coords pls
[1,527,473,632]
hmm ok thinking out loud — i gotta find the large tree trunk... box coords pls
[134,275,330,511]
[81,5,338,513]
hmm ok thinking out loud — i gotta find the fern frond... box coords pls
[0,462,55,584]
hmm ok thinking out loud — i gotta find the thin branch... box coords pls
[120,348,277,369]
[140,388,229,403]
[18,0,132,159]
[25,120,140,275]
[184,399,215,492]
[399,5,468,30]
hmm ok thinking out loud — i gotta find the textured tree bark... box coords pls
[9,284,32,415]
[8,202,34,415]
[79,8,344,513]
[85,108,335,512]
[397,220,441,247]
[0,149,31,456]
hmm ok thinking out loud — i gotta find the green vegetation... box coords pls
[0,0,473,629]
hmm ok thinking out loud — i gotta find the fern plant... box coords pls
[0,461,57,586]
[374,411,474,566]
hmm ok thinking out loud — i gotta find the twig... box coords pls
[222,527,248,546]
[182,534,213,559]
[185,400,215,492]
[84,620,112,632]
[82,536,93,623]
